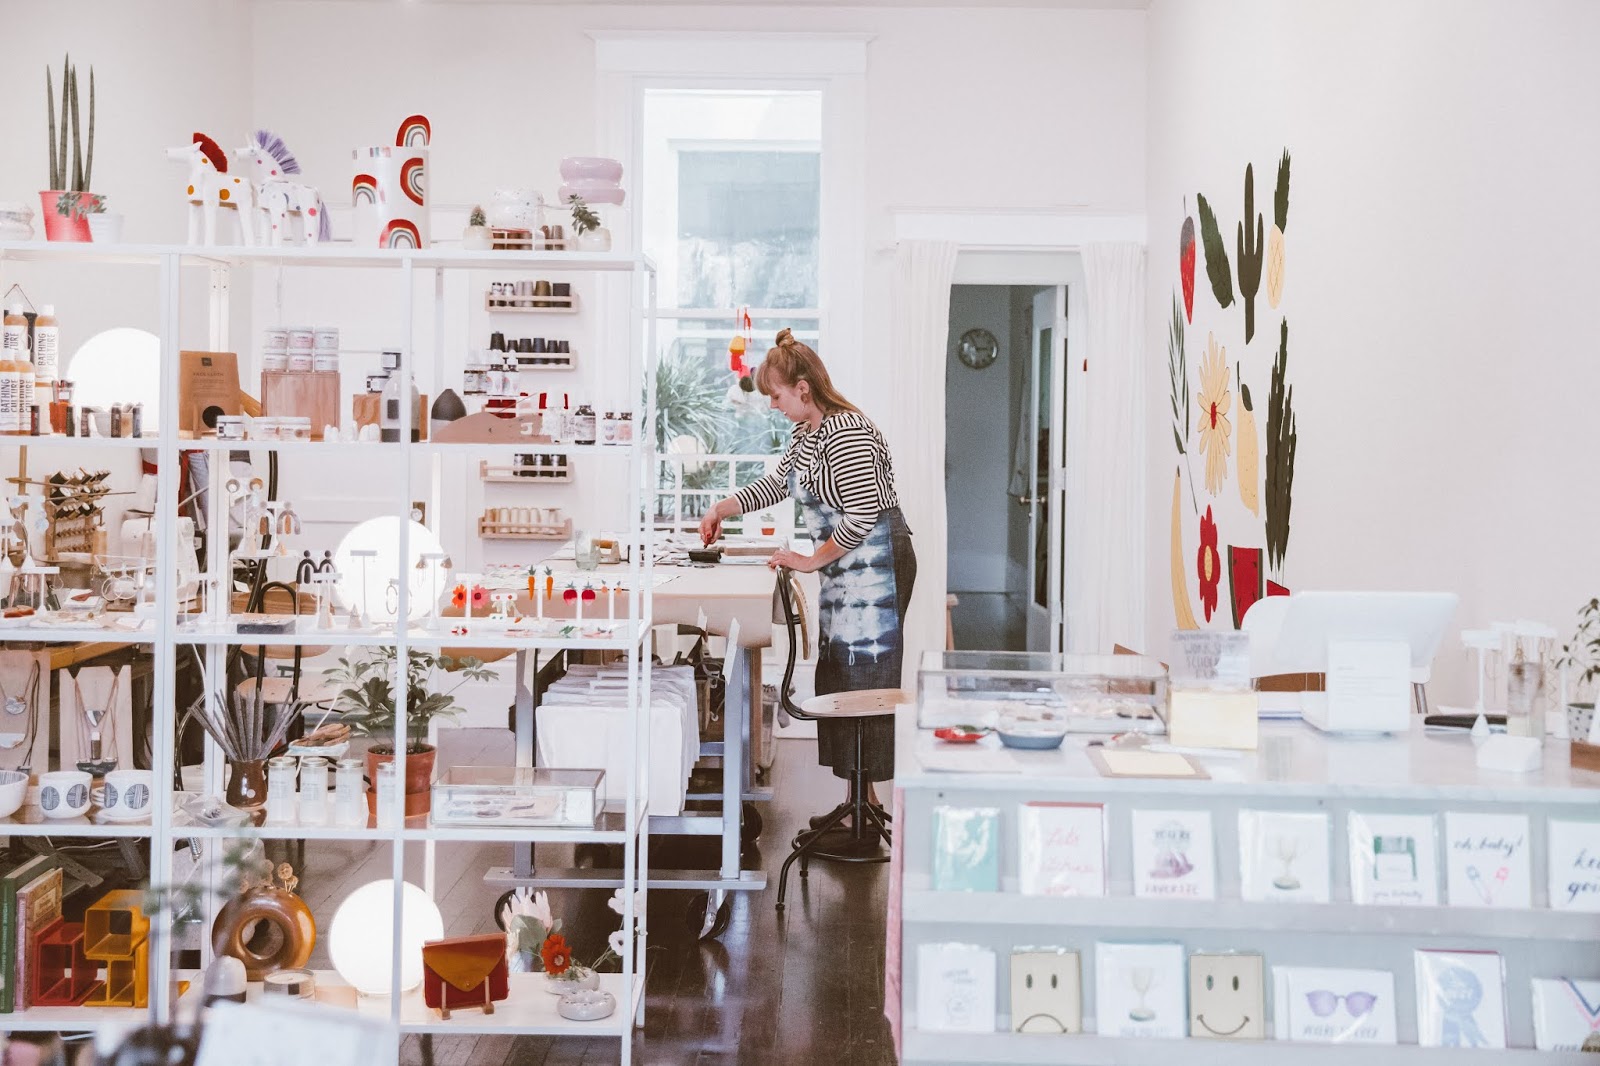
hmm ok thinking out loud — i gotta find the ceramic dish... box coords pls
[934,726,987,744]
[995,709,1069,750]
[0,770,26,819]
[996,730,1068,751]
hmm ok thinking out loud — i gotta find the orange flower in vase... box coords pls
[1196,506,1221,622]
[540,933,572,975]
[451,585,467,610]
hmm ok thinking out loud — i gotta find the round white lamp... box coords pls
[333,517,448,623]
[69,327,162,427]
[327,879,443,996]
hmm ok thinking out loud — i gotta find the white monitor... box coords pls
[1255,591,1459,676]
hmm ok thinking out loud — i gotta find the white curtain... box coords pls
[1067,241,1147,654]
[888,240,959,687]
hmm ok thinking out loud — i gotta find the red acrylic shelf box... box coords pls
[32,918,98,1006]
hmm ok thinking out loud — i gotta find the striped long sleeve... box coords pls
[816,419,895,549]
[733,447,795,515]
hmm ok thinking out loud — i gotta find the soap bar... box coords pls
[1168,688,1259,750]
[1475,735,1543,774]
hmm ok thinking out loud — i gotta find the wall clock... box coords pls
[958,328,999,370]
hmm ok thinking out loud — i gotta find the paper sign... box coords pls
[1326,640,1411,731]
[1443,812,1532,909]
[1093,749,1207,778]
[1547,819,1600,911]
[1170,631,1252,687]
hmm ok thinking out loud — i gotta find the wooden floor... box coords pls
[949,591,1028,652]
[293,732,896,1066]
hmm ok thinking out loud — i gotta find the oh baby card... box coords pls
[1443,812,1532,909]
[1131,809,1217,900]
[1547,819,1600,912]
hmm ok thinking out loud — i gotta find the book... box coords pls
[1131,809,1216,900]
[15,866,63,1010]
[1010,948,1081,1033]
[1414,949,1506,1049]
[1273,965,1397,1044]
[1547,819,1600,911]
[1443,812,1532,909]
[1238,809,1330,903]
[930,806,1000,893]
[1094,941,1186,1039]
[1347,812,1439,906]
[0,855,58,1013]
[1189,952,1265,1040]
[1531,978,1600,1050]
[1016,801,1105,897]
[916,942,996,1033]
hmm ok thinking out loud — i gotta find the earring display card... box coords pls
[916,942,996,1034]
[1531,978,1600,1050]
[1238,809,1331,903]
[1414,950,1507,1049]
[1546,819,1600,911]
[1443,812,1532,909]
[1010,948,1081,1034]
[1016,801,1105,897]
[1273,966,1398,1044]
[1093,941,1186,1039]
[1189,952,1265,1040]
[931,806,1001,893]
[1131,809,1216,900]
[1347,812,1440,906]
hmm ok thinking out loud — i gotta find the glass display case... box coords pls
[916,650,1169,736]
[430,766,603,827]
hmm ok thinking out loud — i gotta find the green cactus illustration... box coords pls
[1265,317,1297,573]
[1237,163,1264,343]
[1196,193,1233,310]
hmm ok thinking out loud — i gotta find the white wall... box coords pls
[1145,0,1600,701]
[945,285,1015,592]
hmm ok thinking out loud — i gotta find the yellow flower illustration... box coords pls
[1196,333,1232,495]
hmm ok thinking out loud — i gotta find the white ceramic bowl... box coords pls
[38,770,92,819]
[0,770,26,819]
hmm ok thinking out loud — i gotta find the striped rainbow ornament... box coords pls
[396,115,431,149]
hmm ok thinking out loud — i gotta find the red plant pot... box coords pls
[366,743,436,818]
[39,192,91,242]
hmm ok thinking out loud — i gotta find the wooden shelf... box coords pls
[478,516,572,540]
[479,460,574,484]
[485,292,578,314]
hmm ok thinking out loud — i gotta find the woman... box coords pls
[699,329,915,826]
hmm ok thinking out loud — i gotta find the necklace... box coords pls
[0,659,40,769]
[72,668,122,775]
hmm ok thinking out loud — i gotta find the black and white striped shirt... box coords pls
[734,411,900,551]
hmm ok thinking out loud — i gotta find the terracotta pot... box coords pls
[225,759,268,827]
[366,743,435,817]
[38,191,92,242]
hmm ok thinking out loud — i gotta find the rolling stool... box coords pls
[773,568,910,910]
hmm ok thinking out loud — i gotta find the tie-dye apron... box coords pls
[790,469,916,781]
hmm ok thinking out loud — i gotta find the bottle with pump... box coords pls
[13,337,34,436]
[32,305,58,405]
[0,305,26,434]
[380,352,421,443]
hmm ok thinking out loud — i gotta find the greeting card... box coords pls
[1274,966,1398,1044]
[1547,819,1600,912]
[1347,812,1439,906]
[1443,812,1532,909]
[1093,942,1186,1039]
[1017,802,1105,897]
[1010,948,1081,1033]
[1188,953,1265,1040]
[1131,809,1216,900]
[931,807,1000,893]
[1414,950,1506,1049]
[1238,809,1331,903]
[1531,978,1600,1050]
[916,942,996,1033]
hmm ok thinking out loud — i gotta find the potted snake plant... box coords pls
[41,54,96,242]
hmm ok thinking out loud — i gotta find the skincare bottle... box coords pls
[572,404,597,445]
[0,305,25,434]
[380,352,421,443]
[32,305,58,404]
[11,342,33,438]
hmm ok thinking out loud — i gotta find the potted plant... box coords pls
[69,192,122,244]
[325,647,493,816]
[568,194,610,252]
[463,203,492,251]
[1559,597,1600,742]
[41,54,96,242]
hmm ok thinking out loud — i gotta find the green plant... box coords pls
[1196,192,1233,309]
[46,54,94,193]
[567,194,601,236]
[1236,162,1263,342]
[1264,317,1297,573]
[325,647,492,754]
[654,351,733,453]
[1559,598,1600,699]
[55,191,103,218]
[468,204,487,227]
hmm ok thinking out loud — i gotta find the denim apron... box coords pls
[790,468,916,781]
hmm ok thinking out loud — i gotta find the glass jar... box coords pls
[572,404,597,445]
[335,758,367,828]
[266,756,298,825]
[375,761,400,829]
[616,411,634,445]
[298,756,330,825]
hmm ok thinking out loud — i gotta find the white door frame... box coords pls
[894,210,1147,654]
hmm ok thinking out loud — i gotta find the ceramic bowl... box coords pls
[559,157,623,183]
[38,770,92,819]
[995,709,1069,750]
[0,770,26,819]
[996,730,1067,751]
[557,179,625,206]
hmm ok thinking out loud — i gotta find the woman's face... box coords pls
[766,377,814,423]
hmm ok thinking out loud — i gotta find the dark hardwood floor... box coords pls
[293,734,896,1066]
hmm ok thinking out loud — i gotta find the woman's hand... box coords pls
[699,497,733,546]
[767,547,818,573]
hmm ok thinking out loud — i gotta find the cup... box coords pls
[287,328,315,352]
[38,770,92,819]
[262,328,290,350]
[100,769,155,820]
[313,327,340,353]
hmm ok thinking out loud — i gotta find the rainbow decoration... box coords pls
[352,173,379,205]
[380,219,422,249]
[400,157,426,207]
[396,115,431,149]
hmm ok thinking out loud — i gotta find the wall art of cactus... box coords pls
[46,54,95,193]
[1168,293,1198,512]
[1196,192,1233,310]
[1267,149,1291,309]
[1265,317,1297,573]
[1237,162,1264,342]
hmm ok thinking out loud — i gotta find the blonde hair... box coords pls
[753,329,859,416]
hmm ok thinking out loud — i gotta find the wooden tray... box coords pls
[485,292,578,313]
[478,517,572,541]
[479,460,573,485]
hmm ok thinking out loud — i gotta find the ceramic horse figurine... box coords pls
[235,129,330,246]
[165,133,255,246]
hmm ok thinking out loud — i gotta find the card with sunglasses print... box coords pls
[1274,966,1397,1044]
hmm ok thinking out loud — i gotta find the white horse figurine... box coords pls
[165,133,255,246]
[235,129,330,246]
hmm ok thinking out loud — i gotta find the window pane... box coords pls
[676,151,819,310]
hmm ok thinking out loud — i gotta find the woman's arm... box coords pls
[768,538,846,574]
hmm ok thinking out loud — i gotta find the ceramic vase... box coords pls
[87,212,124,244]
[365,743,436,817]
[38,192,91,242]
[352,146,429,249]
[225,759,268,826]
[462,225,493,251]
[576,228,612,252]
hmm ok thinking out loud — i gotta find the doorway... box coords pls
[945,284,1068,652]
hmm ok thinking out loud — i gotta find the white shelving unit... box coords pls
[0,241,658,1060]
[894,712,1600,1064]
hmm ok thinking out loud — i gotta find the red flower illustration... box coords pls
[540,933,571,975]
[471,585,488,610]
[1196,506,1221,622]
[450,585,467,610]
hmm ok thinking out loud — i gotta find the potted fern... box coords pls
[41,54,96,242]
[568,195,610,252]
[463,203,492,251]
